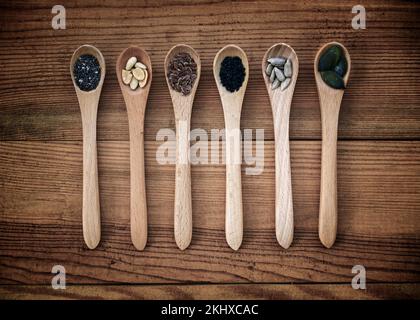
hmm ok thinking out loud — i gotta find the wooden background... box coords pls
[0,0,419,299]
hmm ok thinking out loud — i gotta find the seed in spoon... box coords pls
[274,67,285,81]
[139,69,148,88]
[271,78,281,89]
[126,57,137,70]
[167,52,197,95]
[266,63,274,76]
[219,56,245,93]
[284,59,293,78]
[280,77,291,91]
[269,68,276,83]
[132,67,145,81]
[135,62,147,70]
[73,54,101,91]
[130,77,139,90]
[122,69,133,85]
[268,57,286,67]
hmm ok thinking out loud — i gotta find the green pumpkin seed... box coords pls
[334,55,348,77]
[318,45,342,72]
[320,71,345,89]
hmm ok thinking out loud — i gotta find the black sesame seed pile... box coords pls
[219,56,245,92]
[73,54,101,91]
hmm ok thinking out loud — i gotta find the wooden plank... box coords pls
[0,283,419,300]
[0,141,419,284]
[0,1,419,140]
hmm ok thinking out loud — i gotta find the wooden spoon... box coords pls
[70,45,106,249]
[262,43,299,249]
[213,45,249,251]
[164,44,201,250]
[314,42,351,248]
[116,46,152,250]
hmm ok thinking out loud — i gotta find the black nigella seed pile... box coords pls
[318,45,348,89]
[219,56,245,92]
[73,54,101,91]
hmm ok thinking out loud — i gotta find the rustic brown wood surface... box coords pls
[0,0,419,299]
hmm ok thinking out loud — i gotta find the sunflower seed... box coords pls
[274,67,285,81]
[271,78,281,89]
[269,69,276,83]
[281,78,291,91]
[284,59,293,77]
[267,57,286,66]
[266,63,274,76]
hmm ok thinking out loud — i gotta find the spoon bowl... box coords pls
[70,44,106,249]
[314,41,351,248]
[164,44,201,250]
[262,43,299,249]
[116,46,152,97]
[314,42,351,92]
[165,44,201,101]
[213,45,249,250]
[116,46,153,250]
[70,45,106,97]
[213,45,249,109]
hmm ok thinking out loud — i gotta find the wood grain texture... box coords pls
[1,284,419,300]
[0,1,419,141]
[0,0,419,299]
[0,141,419,285]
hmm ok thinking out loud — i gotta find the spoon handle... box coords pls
[273,107,294,249]
[128,112,148,250]
[319,105,340,248]
[174,117,192,250]
[224,118,243,251]
[81,107,101,249]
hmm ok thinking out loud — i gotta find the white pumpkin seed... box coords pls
[284,59,293,77]
[268,57,286,67]
[139,69,148,88]
[271,78,281,89]
[265,63,273,76]
[269,68,276,83]
[132,68,145,81]
[274,67,285,81]
[281,77,291,91]
[130,77,139,90]
[122,69,133,85]
[135,62,147,69]
[126,57,137,71]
